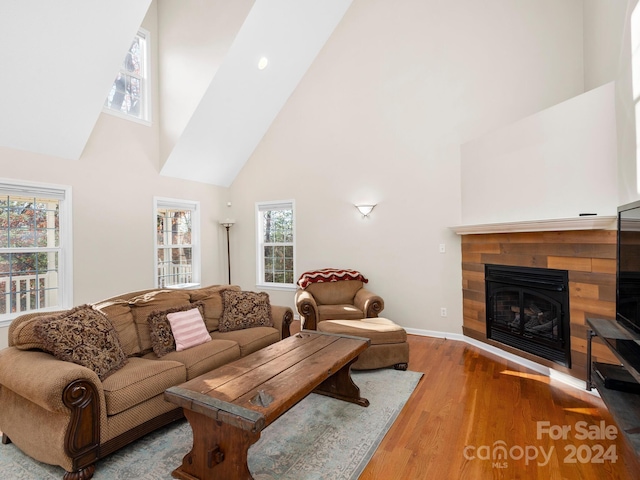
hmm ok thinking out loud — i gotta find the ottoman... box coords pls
[317,317,409,370]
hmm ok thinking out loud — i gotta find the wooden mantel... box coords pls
[450,216,617,235]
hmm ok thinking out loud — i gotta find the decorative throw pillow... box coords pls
[167,306,211,352]
[219,290,273,332]
[189,285,241,331]
[33,305,128,381]
[147,302,205,357]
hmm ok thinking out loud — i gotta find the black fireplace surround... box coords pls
[485,264,571,367]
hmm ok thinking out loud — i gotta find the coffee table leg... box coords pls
[315,357,370,407]
[172,409,260,480]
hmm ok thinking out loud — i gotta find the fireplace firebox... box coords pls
[485,264,571,367]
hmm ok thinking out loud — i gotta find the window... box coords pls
[155,198,200,288]
[104,29,150,123]
[256,201,295,287]
[0,181,72,325]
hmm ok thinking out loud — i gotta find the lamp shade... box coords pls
[219,218,236,228]
[355,204,376,217]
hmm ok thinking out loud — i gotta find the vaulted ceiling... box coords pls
[0,0,153,160]
[0,0,352,186]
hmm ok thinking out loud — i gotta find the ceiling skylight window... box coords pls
[104,29,150,124]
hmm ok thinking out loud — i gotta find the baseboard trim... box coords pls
[404,327,596,396]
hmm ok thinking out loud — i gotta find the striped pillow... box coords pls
[166,307,211,351]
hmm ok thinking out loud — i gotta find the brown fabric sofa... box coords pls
[0,285,293,480]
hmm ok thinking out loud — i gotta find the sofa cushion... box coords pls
[129,290,192,353]
[317,304,365,321]
[142,338,241,380]
[101,357,186,416]
[306,280,364,305]
[219,290,273,332]
[33,305,128,381]
[211,327,280,357]
[189,285,241,331]
[167,306,211,351]
[317,318,407,345]
[147,303,205,357]
[93,299,141,356]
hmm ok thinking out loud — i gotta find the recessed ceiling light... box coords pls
[258,57,269,70]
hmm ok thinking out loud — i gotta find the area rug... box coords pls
[0,369,422,479]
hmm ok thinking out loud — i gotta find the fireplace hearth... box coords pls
[485,264,571,367]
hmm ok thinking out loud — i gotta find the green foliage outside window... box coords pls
[262,208,294,284]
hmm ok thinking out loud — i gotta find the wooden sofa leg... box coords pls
[394,363,408,371]
[63,464,96,480]
[2,433,11,444]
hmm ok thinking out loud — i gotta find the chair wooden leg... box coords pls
[63,464,96,480]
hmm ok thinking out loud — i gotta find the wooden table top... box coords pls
[165,330,369,433]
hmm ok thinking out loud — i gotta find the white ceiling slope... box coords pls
[160,0,353,187]
[0,1,152,160]
[157,0,255,165]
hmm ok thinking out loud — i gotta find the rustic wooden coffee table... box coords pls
[164,330,370,480]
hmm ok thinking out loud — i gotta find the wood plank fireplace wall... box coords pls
[461,229,619,381]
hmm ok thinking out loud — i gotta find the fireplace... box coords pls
[485,264,571,367]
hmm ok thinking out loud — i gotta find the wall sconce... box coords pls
[355,204,376,218]
[219,219,235,284]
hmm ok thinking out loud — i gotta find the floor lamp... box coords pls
[219,219,235,284]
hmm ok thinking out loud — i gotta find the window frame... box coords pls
[0,179,73,327]
[103,28,151,125]
[154,197,200,289]
[255,200,296,291]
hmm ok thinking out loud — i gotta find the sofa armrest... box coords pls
[354,288,384,318]
[0,347,103,414]
[295,289,319,330]
[271,305,293,338]
[0,347,103,473]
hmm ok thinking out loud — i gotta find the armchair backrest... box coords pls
[305,280,364,305]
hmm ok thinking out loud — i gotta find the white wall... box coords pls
[0,3,229,348]
[584,0,630,91]
[228,0,586,333]
[611,0,640,205]
[458,0,631,227]
[460,82,618,225]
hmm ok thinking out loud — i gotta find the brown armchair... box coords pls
[294,269,384,330]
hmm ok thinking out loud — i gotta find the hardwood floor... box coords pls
[291,322,640,479]
[360,334,640,480]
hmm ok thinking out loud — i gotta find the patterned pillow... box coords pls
[220,290,273,332]
[189,285,241,331]
[147,302,205,357]
[167,307,211,351]
[34,305,128,381]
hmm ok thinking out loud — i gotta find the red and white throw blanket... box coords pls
[297,268,368,289]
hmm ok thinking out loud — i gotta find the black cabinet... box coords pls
[586,317,640,457]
